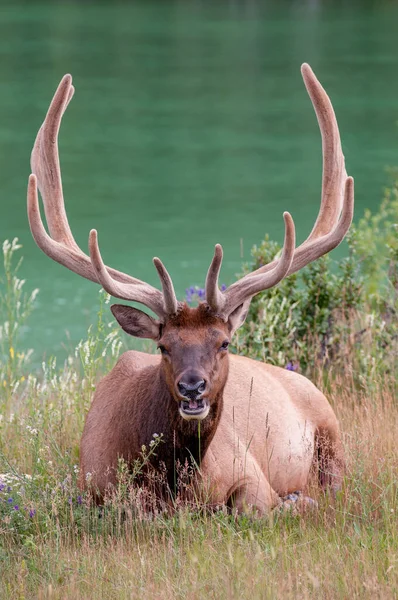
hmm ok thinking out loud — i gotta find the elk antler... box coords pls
[205,63,354,318]
[27,74,178,319]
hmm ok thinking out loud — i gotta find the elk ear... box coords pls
[111,304,161,340]
[227,299,251,335]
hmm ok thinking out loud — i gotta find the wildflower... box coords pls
[0,483,5,492]
[26,425,38,436]
[29,509,36,518]
[9,347,14,359]
[85,472,92,482]
[185,287,194,303]
[7,486,11,492]
[30,289,39,303]
[7,498,13,503]
[186,284,226,305]
[285,362,298,372]
[14,505,19,510]
[77,496,82,505]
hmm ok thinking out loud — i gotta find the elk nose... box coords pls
[177,378,206,399]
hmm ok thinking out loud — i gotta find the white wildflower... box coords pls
[26,425,38,436]
[11,238,22,251]
[30,289,39,303]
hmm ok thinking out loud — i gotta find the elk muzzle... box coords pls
[177,373,210,421]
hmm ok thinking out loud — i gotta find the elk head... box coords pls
[110,302,235,420]
[27,64,354,423]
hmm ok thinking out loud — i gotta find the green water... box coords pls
[0,0,397,359]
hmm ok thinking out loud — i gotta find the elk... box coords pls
[27,64,353,514]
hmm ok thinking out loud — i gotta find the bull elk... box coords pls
[27,64,353,514]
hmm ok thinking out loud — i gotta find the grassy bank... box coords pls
[0,190,397,598]
[0,374,396,599]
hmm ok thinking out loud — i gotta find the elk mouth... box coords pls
[179,398,210,421]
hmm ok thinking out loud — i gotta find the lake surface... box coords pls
[0,0,397,361]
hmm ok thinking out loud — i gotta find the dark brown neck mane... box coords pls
[137,364,225,494]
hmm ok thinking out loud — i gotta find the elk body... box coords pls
[27,64,353,513]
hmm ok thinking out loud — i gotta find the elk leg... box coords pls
[228,475,282,515]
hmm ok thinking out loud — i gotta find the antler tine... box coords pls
[206,63,353,318]
[244,63,351,280]
[31,75,78,249]
[153,258,179,315]
[277,175,354,275]
[205,244,224,313]
[222,212,296,316]
[302,63,347,237]
[89,230,167,318]
[28,74,173,319]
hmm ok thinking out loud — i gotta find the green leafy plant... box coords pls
[232,186,397,387]
[0,239,38,399]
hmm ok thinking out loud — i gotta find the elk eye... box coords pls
[220,341,230,351]
[157,345,169,356]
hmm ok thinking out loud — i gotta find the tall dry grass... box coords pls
[0,378,396,599]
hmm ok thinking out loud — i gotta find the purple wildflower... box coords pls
[7,486,11,492]
[29,509,36,518]
[0,483,5,492]
[77,495,82,505]
[7,498,13,503]
[286,362,298,372]
[14,505,19,510]
[186,284,226,305]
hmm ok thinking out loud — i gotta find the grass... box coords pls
[0,241,397,599]
[0,382,397,599]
